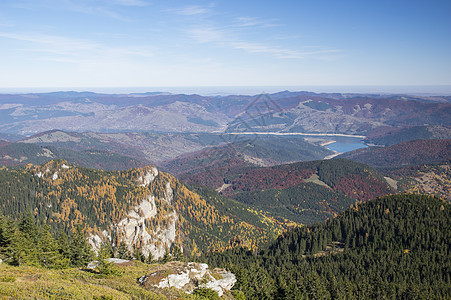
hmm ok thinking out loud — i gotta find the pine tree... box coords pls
[134,247,145,262]
[160,251,171,263]
[116,241,132,260]
[57,230,71,260]
[171,245,185,261]
[0,212,15,261]
[40,224,69,269]
[11,229,39,266]
[96,243,118,276]
[146,251,154,264]
[18,211,40,244]
[70,225,94,267]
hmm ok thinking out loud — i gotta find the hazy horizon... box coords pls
[1,85,451,96]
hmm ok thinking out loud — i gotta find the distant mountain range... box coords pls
[0,91,450,136]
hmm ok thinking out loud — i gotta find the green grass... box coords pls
[0,262,235,299]
[304,173,330,188]
[0,263,167,299]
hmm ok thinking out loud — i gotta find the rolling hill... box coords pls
[364,125,451,146]
[385,162,451,201]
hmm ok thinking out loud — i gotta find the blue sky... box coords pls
[0,0,450,90]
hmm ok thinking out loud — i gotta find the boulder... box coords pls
[140,261,236,296]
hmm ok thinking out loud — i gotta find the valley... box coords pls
[2,0,451,297]
[0,89,450,299]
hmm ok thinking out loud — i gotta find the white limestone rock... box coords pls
[138,167,159,186]
[203,270,237,296]
[88,166,178,260]
[114,193,177,260]
[87,234,103,254]
[151,262,236,297]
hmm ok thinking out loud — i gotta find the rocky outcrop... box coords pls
[137,166,159,187]
[88,167,178,260]
[140,261,236,297]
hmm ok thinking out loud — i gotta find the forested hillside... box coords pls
[203,194,450,299]
[160,135,333,188]
[364,125,451,146]
[223,159,392,201]
[386,162,451,201]
[0,160,286,259]
[340,139,451,168]
[212,159,394,225]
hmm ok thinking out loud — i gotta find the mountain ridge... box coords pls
[0,160,286,259]
[1,91,450,136]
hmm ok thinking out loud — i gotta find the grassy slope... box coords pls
[0,263,167,300]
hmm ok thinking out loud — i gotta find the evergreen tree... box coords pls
[96,243,118,276]
[160,251,171,263]
[40,224,69,269]
[171,245,185,261]
[134,247,145,262]
[10,229,39,266]
[56,230,71,260]
[146,251,154,264]
[192,287,220,300]
[116,241,132,260]
[0,211,15,261]
[18,211,40,244]
[70,225,94,267]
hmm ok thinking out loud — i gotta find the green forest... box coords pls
[202,194,450,299]
[0,210,93,269]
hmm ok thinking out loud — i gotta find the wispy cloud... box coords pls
[229,41,301,59]
[0,32,154,62]
[109,0,149,7]
[173,4,339,61]
[169,4,212,16]
[11,0,137,21]
[188,27,226,43]
[186,26,340,60]
[231,41,340,59]
[234,17,279,28]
